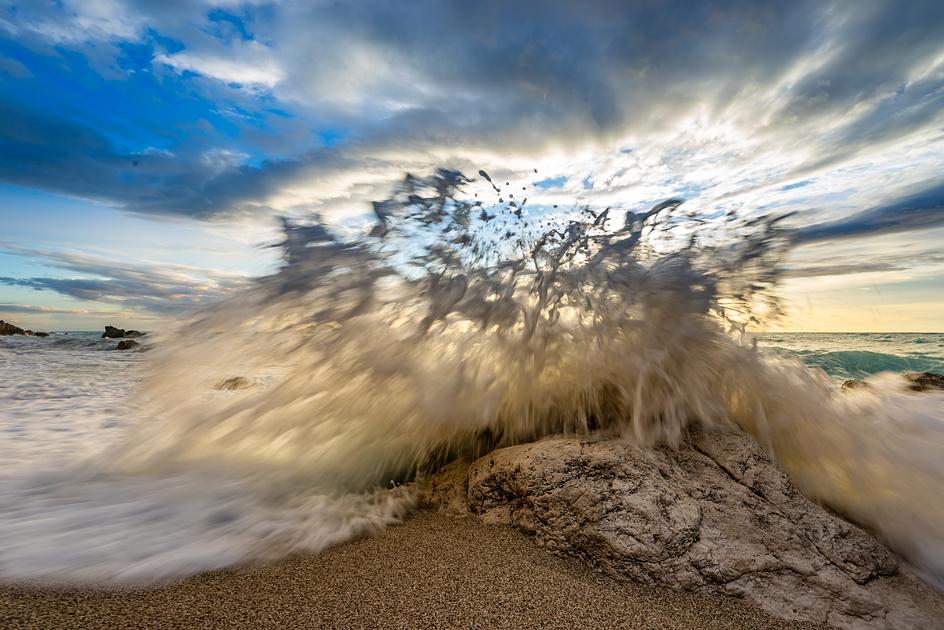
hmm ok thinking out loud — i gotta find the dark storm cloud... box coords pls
[1,0,943,218]
[796,183,944,244]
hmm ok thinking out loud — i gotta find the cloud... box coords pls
[795,182,944,243]
[155,40,284,88]
[0,0,942,225]
[0,246,250,315]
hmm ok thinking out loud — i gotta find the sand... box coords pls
[1,511,819,629]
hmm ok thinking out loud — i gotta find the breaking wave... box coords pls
[0,169,942,587]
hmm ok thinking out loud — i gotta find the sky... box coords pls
[0,0,942,332]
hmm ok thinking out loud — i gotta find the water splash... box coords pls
[0,169,942,586]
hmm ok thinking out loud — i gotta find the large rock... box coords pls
[0,320,26,335]
[427,426,943,629]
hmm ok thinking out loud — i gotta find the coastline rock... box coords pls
[904,372,944,392]
[33,331,49,337]
[214,376,252,390]
[841,379,870,391]
[428,426,943,629]
[0,320,26,336]
[115,340,139,350]
[102,326,147,339]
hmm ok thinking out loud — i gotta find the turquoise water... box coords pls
[755,333,944,380]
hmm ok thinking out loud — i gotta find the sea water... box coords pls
[0,171,942,586]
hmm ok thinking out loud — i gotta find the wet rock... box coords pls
[115,340,139,350]
[214,376,252,390]
[33,332,49,338]
[841,379,871,392]
[0,320,26,335]
[102,326,147,339]
[904,372,944,392]
[429,425,944,629]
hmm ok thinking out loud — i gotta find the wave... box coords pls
[762,347,944,379]
[0,169,942,587]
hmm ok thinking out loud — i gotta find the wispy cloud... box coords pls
[0,246,250,315]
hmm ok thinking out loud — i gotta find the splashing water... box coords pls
[0,169,942,587]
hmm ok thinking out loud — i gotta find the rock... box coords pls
[841,379,871,392]
[904,372,944,392]
[0,320,26,335]
[33,332,49,337]
[103,326,146,339]
[115,340,139,350]
[429,425,943,629]
[214,376,252,390]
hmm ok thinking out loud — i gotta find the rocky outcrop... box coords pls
[904,372,944,391]
[32,331,49,337]
[102,326,146,339]
[0,320,26,335]
[426,426,944,629]
[115,339,139,350]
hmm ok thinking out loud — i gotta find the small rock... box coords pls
[115,340,139,350]
[841,379,871,392]
[33,332,49,337]
[124,330,146,338]
[215,376,252,390]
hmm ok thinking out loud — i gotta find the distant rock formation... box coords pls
[0,320,26,335]
[426,425,944,629]
[115,340,139,350]
[102,326,146,339]
[33,332,49,337]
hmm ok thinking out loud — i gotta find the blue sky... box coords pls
[0,0,942,331]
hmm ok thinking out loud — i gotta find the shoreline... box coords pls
[1,511,817,629]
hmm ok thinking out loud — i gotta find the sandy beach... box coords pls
[1,511,818,630]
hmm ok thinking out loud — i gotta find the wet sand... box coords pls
[1,511,819,629]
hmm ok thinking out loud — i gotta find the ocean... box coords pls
[0,176,942,587]
[3,331,941,473]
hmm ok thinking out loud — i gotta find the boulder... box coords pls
[115,340,139,350]
[33,331,49,337]
[427,425,943,629]
[103,326,146,339]
[904,372,944,392]
[0,320,26,336]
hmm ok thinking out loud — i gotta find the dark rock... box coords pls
[103,326,146,339]
[115,340,139,350]
[0,320,26,335]
[904,372,944,392]
[214,376,252,390]
[33,332,49,338]
[428,425,944,629]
